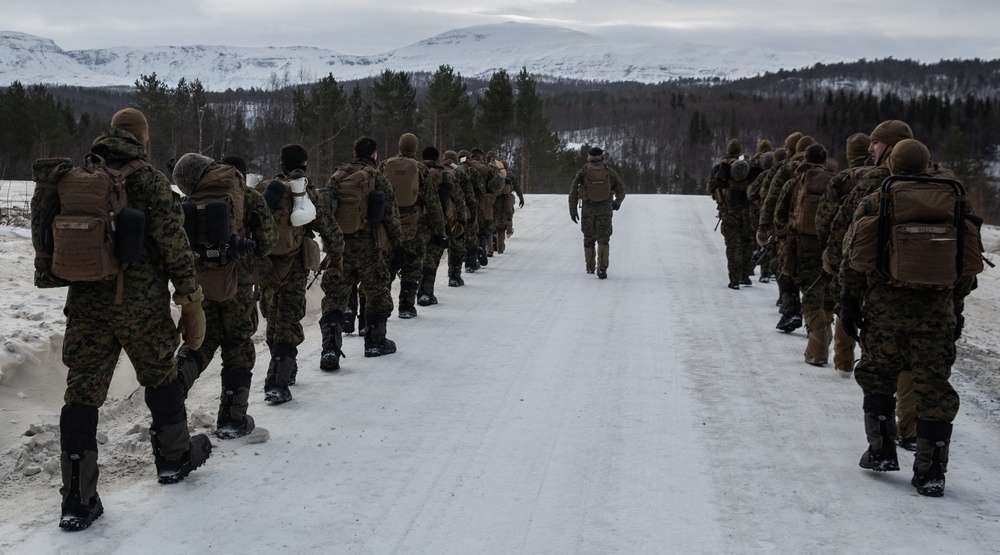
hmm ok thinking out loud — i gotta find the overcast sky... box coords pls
[7,0,1000,61]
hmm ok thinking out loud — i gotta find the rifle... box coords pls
[307,254,330,290]
[803,272,829,296]
[714,213,722,231]
[751,237,772,267]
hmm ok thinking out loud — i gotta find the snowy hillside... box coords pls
[0,22,850,90]
[1,188,1000,553]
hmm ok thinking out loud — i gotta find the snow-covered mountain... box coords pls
[0,22,851,91]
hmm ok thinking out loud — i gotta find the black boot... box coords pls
[364,313,397,357]
[343,285,359,334]
[216,368,255,439]
[175,349,204,398]
[859,394,900,472]
[146,381,211,484]
[264,342,296,403]
[417,267,438,306]
[465,248,479,273]
[398,281,418,319]
[357,292,368,336]
[448,253,464,286]
[320,311,345,371]
[912,420,952,497]
[59,403,103,531]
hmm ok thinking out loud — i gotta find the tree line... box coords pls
[2,58,999,222]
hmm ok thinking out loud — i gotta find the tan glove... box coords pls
[324,257,344,281]
[173,286,206,350]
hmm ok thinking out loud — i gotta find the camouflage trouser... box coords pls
[464,217,480,252]
[855,321,959,423]
[63,301,178,407]
[793,241,836,313]
[185,282,258,372]
[395,231,428,284]
[322,234,393,318]
[580,208,613,248]
[423,241,446,274]
[720,210,753,283]
[259,256,308,347]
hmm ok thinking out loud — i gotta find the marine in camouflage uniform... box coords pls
[37,109,211,530]
[418,146,468,305]
[172,154,278,439]
[774,144,836,365]
[443,150,477,286]
[493,159,525,253]
[458,149,485,273]
[758,133,814,332]
[707,139,754,288]
[568,147,626,279]
[825,120,915,445]
[815,133,872,377]
[380,133,447,319]
[258,144,344,403]
[747,148,786,282]
[320,136,403,362]
[840,139,977,497]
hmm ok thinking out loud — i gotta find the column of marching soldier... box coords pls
[707,120,987,499]
[32,107,525,531]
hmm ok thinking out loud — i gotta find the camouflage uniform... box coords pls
[707,140,753,288]
[258,163,344,401]
[172,154,279,437]
[568,150,626,278]
[841,146,975,495]
[442,150,477,286]
[759,135,813,332]
[816,141,873,376]
[419,154,468,304]
[43,116,210,529]
[321,153,403,358]
[747,148,785,281]
[379,141,446,318]
[457,150,484,272]
[493,162,524,253]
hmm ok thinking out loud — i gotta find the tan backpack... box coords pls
[581,162,612,202]
[256,178,306,258]
[328,163,376,234]
[181,163,248,302]
[383,156,422,240]
[790,166,834,236]
[46,154,148,296]
[849,175,983,289]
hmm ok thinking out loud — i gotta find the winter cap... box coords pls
[759,151,775,171]
[887,139,930,175]
[804,143,827,165]
[794,135,816,154]
[398,133,419,154]
[422,146,439,161]
[221,155,247,176]
[726,139,743,157]
[845,133,871,161]
[111,108,149,144]
[486,150,498,159]
[784,132,803,152]
[756,139,773,154]
[731,160,751,181]
[870,120,913,146]
[442,150,459,164]
[172,152,214,195]
[458,149,472,161]
[589,147,603,156]
[280,144,308,172]
[773,148,787,164]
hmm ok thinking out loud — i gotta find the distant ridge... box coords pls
[0,22,850,91]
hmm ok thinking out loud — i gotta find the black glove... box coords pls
[518,198,524,208]
[612,202,621,211]
[955,313,965,340]
[570,213,579,224]
[839,293,862,341]
[432,234,449,248]
[389,245,408,275]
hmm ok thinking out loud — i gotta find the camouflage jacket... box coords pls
[758,155,801,231]
[239,186,279,285]
[815,156,873,250]
[825,165,890,272]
